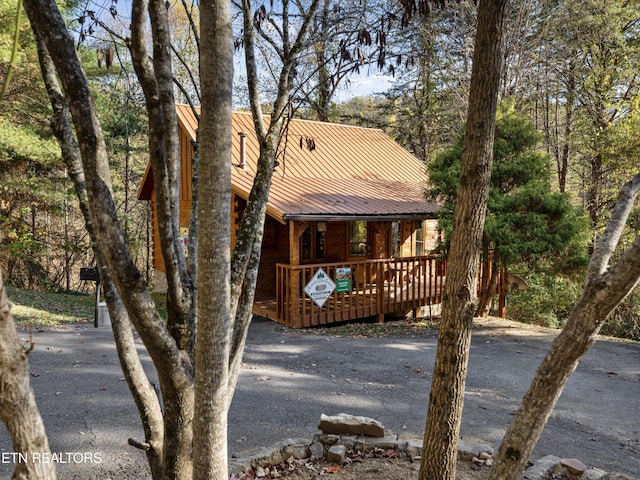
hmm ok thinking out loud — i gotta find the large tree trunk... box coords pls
[490,173,640,480]
[193,0,234,477]
[0,269,55,480]
[418,1,509,479]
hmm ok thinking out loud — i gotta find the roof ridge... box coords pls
[175,104,384,133]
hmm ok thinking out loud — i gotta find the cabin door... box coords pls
[371,222,391,259]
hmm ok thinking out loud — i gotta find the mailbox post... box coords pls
[80,267,101,327]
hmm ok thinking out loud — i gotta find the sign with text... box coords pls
[303,268,336,308]
[335,267,352,293]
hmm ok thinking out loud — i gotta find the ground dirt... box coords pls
[232,452,492,480]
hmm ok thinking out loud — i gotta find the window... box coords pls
[349,221,368,256]
[415,221,425,256]
[301,227,313,262]
[300,223,326,262]
[392,221,401,257]
[316,222,326,259]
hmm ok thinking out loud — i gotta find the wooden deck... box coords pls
[256,256,446,328]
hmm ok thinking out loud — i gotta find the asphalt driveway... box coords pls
[0,316,638,479]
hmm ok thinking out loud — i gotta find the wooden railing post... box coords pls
[376,261,384,323]
[288,222,310,327]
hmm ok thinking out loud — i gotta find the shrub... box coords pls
[602,290,640,341]
[506,272,582,329]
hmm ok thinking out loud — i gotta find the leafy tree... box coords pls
[0,0,92,291]
[490,173,640,479]
[429,103,590,314]
[564,0,640,234]
[517,0,640,229]
[94,83,150,277]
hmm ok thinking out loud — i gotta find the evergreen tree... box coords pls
[428,103,590,314]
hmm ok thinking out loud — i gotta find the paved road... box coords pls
[0,317,638,479]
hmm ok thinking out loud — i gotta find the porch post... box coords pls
[289,222,309,327]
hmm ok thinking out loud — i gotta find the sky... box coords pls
[336,74,394,101]
[86,0,396,103]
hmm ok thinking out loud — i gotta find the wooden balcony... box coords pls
[258,256,446,328]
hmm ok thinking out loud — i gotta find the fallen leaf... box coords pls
[324,465,341,473]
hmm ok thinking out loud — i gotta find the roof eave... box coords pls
[282,212,438,222]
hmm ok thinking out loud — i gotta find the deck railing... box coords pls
[275,255,446,328]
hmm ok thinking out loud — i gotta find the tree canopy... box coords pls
[428,103,590,275]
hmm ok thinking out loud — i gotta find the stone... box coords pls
[523,455,562,480]
[281,443,310,460]
[337,435,359,450]
[318,413,385,437]
[309,441,324,459]
[456,438,494,461]
[231,438,310,471]
[479,451,492,460]
[315,433,340,445]
[326,445,347,464]
[561,458,587,475]
[582,468,608,480]
[399,438,423,458]
[229,460,252,476]
[360,435,399,450]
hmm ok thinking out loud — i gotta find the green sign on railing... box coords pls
[335,267,351,293]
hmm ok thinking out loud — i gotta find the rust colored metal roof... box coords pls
[232,174,438,221]
[140,105,439,221]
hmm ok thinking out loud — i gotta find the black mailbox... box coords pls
[80,267,99,282]
[80,267,101,327]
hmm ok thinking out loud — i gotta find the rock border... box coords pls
[229,414,628,479]
[231,438,628,479]
[229,432,492,475]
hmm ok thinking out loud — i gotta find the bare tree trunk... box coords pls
[490,173,640,480]
[476,267,499,318]
[105,284,165,479]
[310,0,332,122]
[26,0,324,478]
[0,270,55,480]
[24,2,194,478]
[193,0,233,477]
[30,28,166,480]
[419,1,509,479]
[475,247,499,317]
[558,58,575,193]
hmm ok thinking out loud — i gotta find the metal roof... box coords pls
[140,105,440,222]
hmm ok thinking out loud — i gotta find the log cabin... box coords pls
[138,105,447,328]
